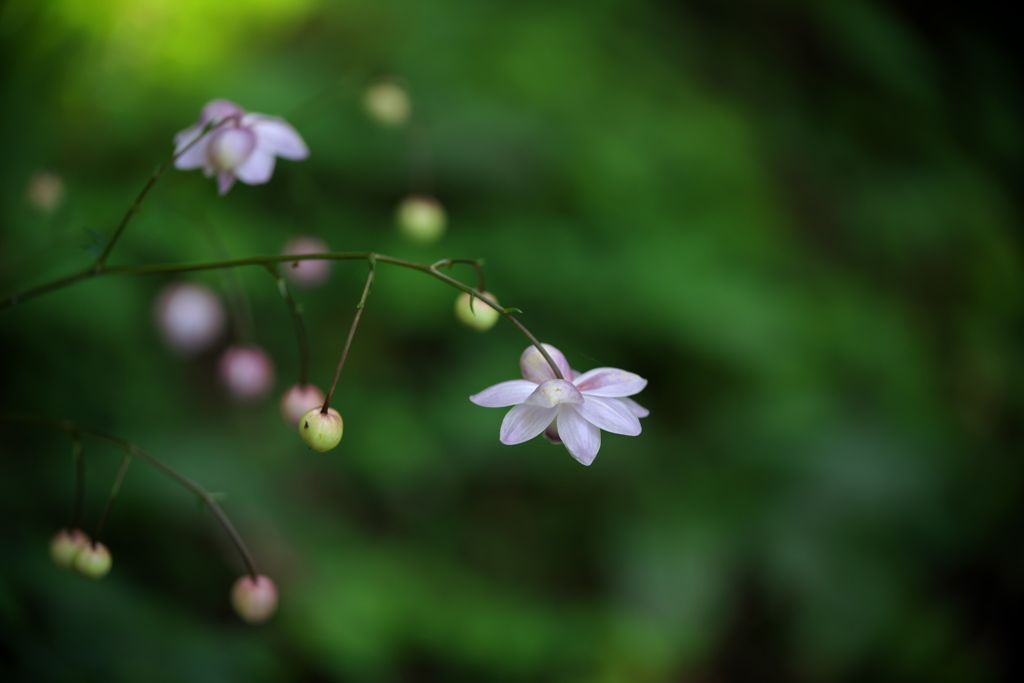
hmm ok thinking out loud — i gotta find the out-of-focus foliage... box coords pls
[1,0,1022,681]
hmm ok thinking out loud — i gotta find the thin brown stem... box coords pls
[322,260,375,412]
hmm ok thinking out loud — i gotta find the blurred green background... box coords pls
[1,0,1022,680]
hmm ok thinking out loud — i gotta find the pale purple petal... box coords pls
[575,396,641,436]
[174,130,211,169]
[524,379,584,408]
[519,344,572,383]
[469,380,538,407]
[208,128,257,171]
[217,171,236,195]
[574,367,647,397]
[234,149,276,185]
[500,404,557,445]
[543,424,562,444]
[556,407,601,465]
[617,397,649,418]
[199,99,245,127]
[248,116,309,160]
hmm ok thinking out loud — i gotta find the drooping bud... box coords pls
[231,574,278,624]
[50,528,91,569]
[396,195,446,244]
[455,291,501,331]
[363,80,410,126]
[220,345,276,401]
[73,542,112,579]
[280,384,326,427]
[299,407,343,452]
[155,282,226,356]
[282,236,332,288]
[26,170,65,212]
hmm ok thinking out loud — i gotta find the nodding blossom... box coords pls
[173,99,309,195]
[470,344,649,466]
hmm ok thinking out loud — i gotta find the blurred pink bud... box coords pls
[26,170,65,212]
[174,99,309,195]
[282,237,332,288]
[155,282,226,356]
[50,528,91,569]
[220,345,275,401]
[231,574,278,624]
[73,542,112,579]
[280,383,326,427]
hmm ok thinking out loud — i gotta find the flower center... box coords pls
[525,379,585,408]
[208,127,256,171]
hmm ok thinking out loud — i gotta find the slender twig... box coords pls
[93,452,132,545]
[1,251,563,378]
[322,260,375,412]
[0,413,260,579]
[267,265,311,385]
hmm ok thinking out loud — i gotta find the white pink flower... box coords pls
[470,344,649,466]
[173,99,309,195]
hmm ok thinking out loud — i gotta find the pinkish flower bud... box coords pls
[26,170,65,212]
[73,542,112,579]
[299,407,343,452]
[50,528,91,569]
[396,195,446,244]
[280,383,326,427]
[231,574,278,624]
[220,345,275,401]
[363,80,410,126]
[155,282,226,356]
[455,291,500,331]
[281,237,332,288]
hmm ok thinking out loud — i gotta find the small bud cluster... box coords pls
[50,529,112,579]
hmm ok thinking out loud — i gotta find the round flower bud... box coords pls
[396,195,446,244]
[73,542,112,579]
[220,345,276,402]
[155,282,226,356]
[280,383,326,427]
[50,528,91,569]
[363,80,410,126]
[26,170,65,212]
[282,236,332,288]
[455,291,501,331]
[299,407,343,452]
[231,574,278,624]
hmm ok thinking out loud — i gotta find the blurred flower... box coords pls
[174,99,309,195]
[281,236,332,288]
[363,79,410,126]
[470,344,648,465]
[73,542,112,579]
[26,170,65,212]
[280,383,326,427]
[219,345,275,401]
[50,529,90,569]
[154,282,226,356]
[396,195,446,243]
[231,574,278,624]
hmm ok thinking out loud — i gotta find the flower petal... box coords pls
[234,149,276,185]
[248,116,310,160]
[198,99,245,127]
[500,404,556,445]
[575,396,641,436]
[617,397,650,418]
[217,171,236,195]
[556,408,601,465]
[469,380,538,407]
[524,379,584,408]
[208,128,257,172]
[519,344,572,383]
[574,367,647,397]
[173,130,211,169]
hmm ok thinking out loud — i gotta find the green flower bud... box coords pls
[299,407,344,452]
[50,528,91,569]
[363,80,410,126]
[73,542,112,579]
[455,291,501,331]
[396,195,446,244]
